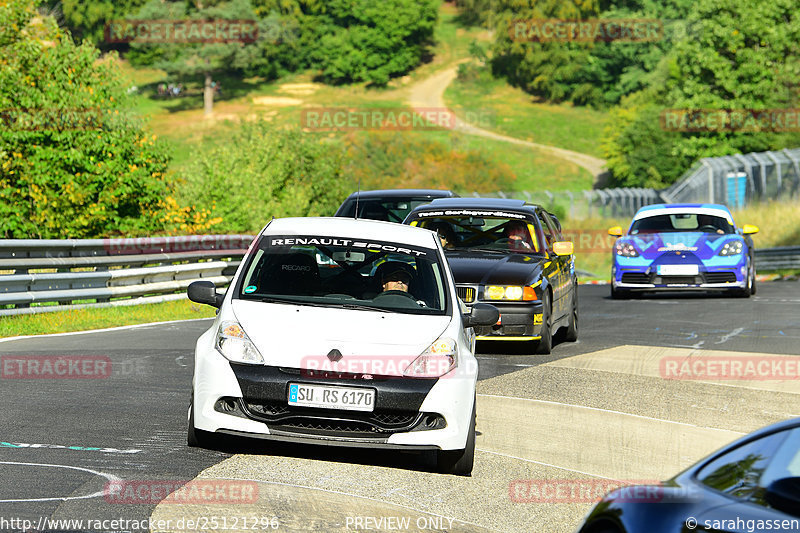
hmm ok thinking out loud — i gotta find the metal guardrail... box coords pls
[0,235,795,317]
[754,246,800,271]
[0,236,253,316]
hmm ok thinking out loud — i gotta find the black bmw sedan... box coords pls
[404,198,578,354]
[575,417,800,533]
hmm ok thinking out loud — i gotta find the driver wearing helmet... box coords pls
[504,221,533,250]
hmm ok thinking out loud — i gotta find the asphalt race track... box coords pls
[1,283,799,533]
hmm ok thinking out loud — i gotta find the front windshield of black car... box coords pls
[415,213,543,254]
[630,213,735,234]
[339,198,442,223]
[235,235,449,315]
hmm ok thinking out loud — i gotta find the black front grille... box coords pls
[240,399,444,437]
[705,272,737,283]
[656,276,699,285]
[621,272,650,284]
[456,285,476,303]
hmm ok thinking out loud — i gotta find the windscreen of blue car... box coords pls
[235,235,450,315]
[630,213,735,234]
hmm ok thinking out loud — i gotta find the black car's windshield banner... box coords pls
[263,235,433,258]
[415,210,527,219]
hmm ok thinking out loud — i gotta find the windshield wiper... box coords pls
[464,246,508,253]
[336,303,400,313]
[246,296,329,308]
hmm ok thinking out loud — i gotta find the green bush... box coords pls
[341,131,516,193]
[0,0,175,238]
[178,123,349,233]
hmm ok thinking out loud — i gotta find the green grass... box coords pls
[115,2,599,199]
[445,69,609,159]
[0,298,216,338]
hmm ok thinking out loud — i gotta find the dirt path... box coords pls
[407,65,607,181]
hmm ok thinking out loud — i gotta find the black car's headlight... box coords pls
[483,285,538,301]
[718,240,743,256]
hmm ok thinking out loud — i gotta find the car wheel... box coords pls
[535,290,553,354]
[750,260,757,295]
[187,395,216,448]
[734,260,753,298]
[610,284,629,300]
[564,288,578,342]
[436,397,475,476]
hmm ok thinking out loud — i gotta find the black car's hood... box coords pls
[445,250,544,285]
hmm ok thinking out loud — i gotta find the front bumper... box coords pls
[192,330,476,451]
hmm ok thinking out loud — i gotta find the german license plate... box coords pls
[657,264,698,276]
[288,383,375,412]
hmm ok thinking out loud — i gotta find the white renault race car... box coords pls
[186,217,499,475]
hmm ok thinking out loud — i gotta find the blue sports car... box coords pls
[608,203,759,298]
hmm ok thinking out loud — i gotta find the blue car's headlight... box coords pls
[718,241,743,256]
[615,242,639,257]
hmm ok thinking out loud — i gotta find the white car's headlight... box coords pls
[215,321,264,365]
[403,337,457,378]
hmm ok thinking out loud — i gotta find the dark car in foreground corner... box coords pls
[609,203,759,299]
[334,189,458,223]
[404,198,578,354]
[575,417,800,533]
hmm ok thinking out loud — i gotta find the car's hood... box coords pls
[444,250,542,285]
[231,300,450,370]
[619,232,743,260]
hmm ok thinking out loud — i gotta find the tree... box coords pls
[180,123,348,233]
[46,0,149,47]
[126,0,259,116]
[602,0,800,187]
[0,0,175,238]
[307,0,438,86]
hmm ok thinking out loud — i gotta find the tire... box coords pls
[535,290,553,354]
[734,260,754,298]
[563,287,578,343]
[436,398,476,476]
[610,284,630,300]
[187,396,215,448]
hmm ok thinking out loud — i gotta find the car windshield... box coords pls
[235,234,449,315]
[630,213,735,234]
[417,215,543,254]
[339,197,443,223]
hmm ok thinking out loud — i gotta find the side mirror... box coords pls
[552,241,574,256]
[765,477,800,517]
[608,226,623,237]
[742,224,759,235]
[188,280,224,308]
[463,303,500,328]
